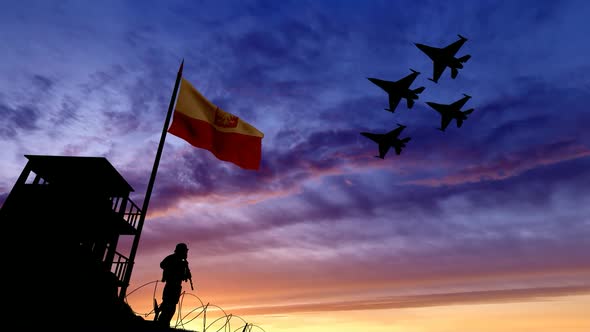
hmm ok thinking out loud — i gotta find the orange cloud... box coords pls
[406,142,590,186]
[227,285,590,316]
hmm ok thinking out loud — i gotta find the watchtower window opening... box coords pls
[110,196,123,211]
[24,171,48,185]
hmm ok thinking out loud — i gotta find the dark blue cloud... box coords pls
[0,104,40,137]
[31,75,54,91]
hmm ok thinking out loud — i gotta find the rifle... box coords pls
[186,260,194,290]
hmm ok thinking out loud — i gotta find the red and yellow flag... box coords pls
[168,78,264,170]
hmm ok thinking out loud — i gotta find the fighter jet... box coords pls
[361,124,411,159]
[425,93,474,132]
[367,69,425,113]
[415,34,471,83]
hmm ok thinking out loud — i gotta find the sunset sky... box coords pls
[1,1,589,331]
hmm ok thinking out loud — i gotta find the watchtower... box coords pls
[0,155,142,299]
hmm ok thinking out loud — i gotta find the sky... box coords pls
[1,0,590,331]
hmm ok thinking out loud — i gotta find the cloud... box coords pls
[0,191,8,208]
[0,74,60,139]
[132,154,590,288]
[230,285,590,315]
[0,103,41,139]
[406,140,590,186]
[31,74,54,91]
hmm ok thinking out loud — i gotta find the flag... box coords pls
[168,78,264,170]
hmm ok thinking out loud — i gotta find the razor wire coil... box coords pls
[125,280,267,332]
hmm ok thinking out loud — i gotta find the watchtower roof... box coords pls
[24,155,135,196]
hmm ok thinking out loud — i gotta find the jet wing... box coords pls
[368,77,391,91]
[387,95,402,112]
[431,61,446,83]
[387,125,405,138]
[440,115,452,131]
[450,95,471,109]
[379,143,391,159]
[426,102,445,115]
[396,72,418,88]
[360,132,382,144]
[444,38,467,56]
[415,43,440,60]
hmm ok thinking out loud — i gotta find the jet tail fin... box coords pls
[412,86,425,94]
[458,54,471,63]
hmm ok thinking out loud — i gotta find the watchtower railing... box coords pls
[111,251,129,284]
[110,196,142,231]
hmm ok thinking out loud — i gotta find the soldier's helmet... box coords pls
[175,243,188,253]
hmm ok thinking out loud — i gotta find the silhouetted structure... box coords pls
[367,69,425,113]
[425,93,475,131]
[361,123,411,159]
[0,155,148,330]
[415,34,471,83]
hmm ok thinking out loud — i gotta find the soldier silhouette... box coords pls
[156,243,193,327]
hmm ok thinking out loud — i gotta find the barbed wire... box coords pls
[125,280,267,332]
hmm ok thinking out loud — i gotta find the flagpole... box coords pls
[119,59,184,299]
